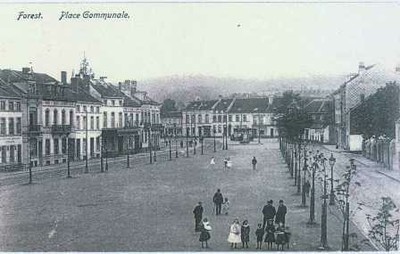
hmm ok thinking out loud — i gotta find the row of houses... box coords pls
[0,59,161,171]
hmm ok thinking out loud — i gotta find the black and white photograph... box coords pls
[0,1,399,251]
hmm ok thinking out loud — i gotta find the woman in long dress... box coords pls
[210,157,216,168]
[227,219,241,248]
[199,218,212,248]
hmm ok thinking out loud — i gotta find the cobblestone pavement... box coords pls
[0,139,374,251]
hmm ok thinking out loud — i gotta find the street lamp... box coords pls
[213,128,216,152]
[84,108,89,173]
[329,153,336,205]
[308,153,319,225]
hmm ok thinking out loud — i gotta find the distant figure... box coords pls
[224,158,228,169]
[227,158,232,169]
[255,223,264,249]
[193,202,203,232]
[264,219,275,250]
[213,189,224,215]
[252,156,257,170]
[227,219,241,248]
[275,200,287,227]
[210,156,216,165]
[241,220,250,249]
[199,218,212,248]
[262,200,276,229]
[222,197,230,215]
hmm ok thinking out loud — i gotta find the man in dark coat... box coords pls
[213,189,224,215]
[275,200,287,226]
[252,156,257,170]
[262,200,276,229]
[193,202,203,231]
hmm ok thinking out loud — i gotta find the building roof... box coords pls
[304,98,332,113]
[91,81,125,98]
[0,69,58,84]
[229,97,270,113]
[123,95,141,107]
[0,79,22,99]
[75,87,102,104]
[161,111,182,118]
[214,99,234,112]
[185,100,219,111]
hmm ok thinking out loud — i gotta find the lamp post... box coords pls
[28,138,32,184]
[329,153,336,205]
[67,137,71,178]
[200,136,204,155]
[308,154,318,224]
[175,134,178,158]
[127,147,130,168]
[169,138,172,160]
[320,155,329,249]
[213,128,216,152]
[100,136,104,173]
[85,109,89,173]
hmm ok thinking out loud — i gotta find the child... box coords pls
[227,158,232,169]
[227,219,241,249]
[284,226,291,250]
[222,198,230,215]
[224,158,228,169]
[255,223,264,249]
[199,218,212,248]
[241,220,250,249]
[210,156,215,165]
[275,223,286,251]
[264,219,275,250]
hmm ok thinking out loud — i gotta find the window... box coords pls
[53,109,58,125]
[0,101,5,110]
[8,101,14,111]
[236,115,240,122]
[69,110,74,126]
[218,115,222,123]
[9,145,15,163]
[103,112,107,128]
[90,106,94,113]
[54,139,59,155]
[243,115,247,122]
[111,100,115,106]
[45,110,50,127]
[119,100,123,106]
[229,115,232,122]
[45,139,50,155]
[119,112,123,127]
[8,118,14,135]
[16,118,21,134]
[77,105,81,112]
[205,114,209,124]
[96,116,100,130]
[96,137,100,151]
[62,138,67,154]
[83,116,87,130]
[186,114,189,124]
[83,105,87,112]
[213,115,217,123]
[223,115,227,122]
[136,113,139,126]
[76,116,80,129]
[1,146,6,163]
[61,110,66,125]
[96,106,100,113]
[15,102,21,111]
[0,118,5,135]
[198,115,202,124]
[218,125,222,133]
[111,112,115,128]
[90,116,94,130]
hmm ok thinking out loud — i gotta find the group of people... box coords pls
[193,194,291,250]
[210,156,259,170]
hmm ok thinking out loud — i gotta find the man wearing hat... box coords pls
[262,200,276,229]
[213,189,224,215]
[275,200,287,226]
[193,202,204,231]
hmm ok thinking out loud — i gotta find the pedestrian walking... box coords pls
[213,189,224,215]
[255,223,264,249]
[262,200,276,229]
[222,197,230,215]
[304,180,311,197]
[264,219,275,250]
[227,219,241,249]
[227,157,232,169]
[193,202,203,232]
[224,158,228,169]
[275,200,287,226]
[241,220,250,248]
[252,156,257,170]
[210,156,216,166]
[199,218,212,248]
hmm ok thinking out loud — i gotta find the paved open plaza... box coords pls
[0,139,374,251]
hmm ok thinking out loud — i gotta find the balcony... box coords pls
[26,125,42,136]
[51,125,72,135]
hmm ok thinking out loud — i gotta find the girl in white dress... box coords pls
[227,219,241,248]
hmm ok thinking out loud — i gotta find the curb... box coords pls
[376,170,400,184]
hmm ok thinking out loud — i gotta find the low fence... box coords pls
[363,138,395,170]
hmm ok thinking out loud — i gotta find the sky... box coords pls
[1,2,400,82]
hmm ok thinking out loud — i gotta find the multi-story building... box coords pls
[183,97,279,139]
[332,62,400,150]
[161,111,183,136]
[0,79,23,170]
[303,98,334,144]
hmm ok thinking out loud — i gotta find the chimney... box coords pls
[71,77,79,91]
[131,81,137,94]
[118,82,122,91]
[22,67,30,74]
[61,71,67,84]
